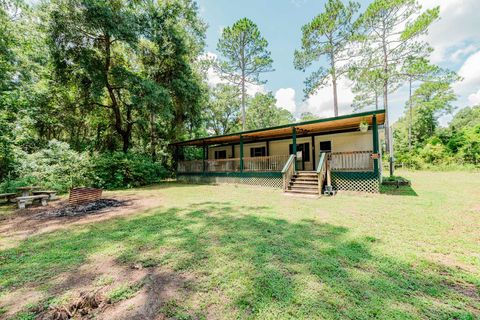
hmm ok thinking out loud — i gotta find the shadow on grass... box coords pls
[0,202,477,319]
[380,184,418,196]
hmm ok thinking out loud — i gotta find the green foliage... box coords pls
[245,92,294,130]
[298,112,318,122]
[204,84,241,135]
[394,102,480,169]
[217,17,273,130]
[89,152,168,190]
[2,140,91,193]
[294,0,359,115]
[353,0,440,147]
[0,141,168,192]
[449,105,480,130]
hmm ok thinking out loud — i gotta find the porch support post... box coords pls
[266,140,270,156]
[240,135,244,173]
[202,143,206,173]
[292,127,297,171]
[372,115,379,176]
[174,145,179,172]
[311,135,315,169]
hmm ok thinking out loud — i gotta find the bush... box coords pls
[0,141,170,193]
[3,140,92,193]
[88,152,169,189]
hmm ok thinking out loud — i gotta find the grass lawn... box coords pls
[0,170,479,319]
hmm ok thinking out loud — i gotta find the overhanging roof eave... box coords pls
[171,109,386,147]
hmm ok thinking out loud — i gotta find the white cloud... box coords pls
[455,50,480,94]
[300,79,355,118]
[468,89,480,105]
[275,88,296,113]
[423,0,480,63]
[451,44,477,62]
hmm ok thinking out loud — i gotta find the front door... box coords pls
[289,142,310,171]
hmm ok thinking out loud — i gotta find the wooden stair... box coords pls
[285,171,319,195]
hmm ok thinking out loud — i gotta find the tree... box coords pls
[449,105,480,131]
[216,18,273,130]
[0,0,17,179]
[349,66,384,111]
[400,57,457,150]
[410,80,456,146]
[245,92,294,130]
[299,112,318,122]
[294,0,359,117]
[355,0,440,174]
[49,0,206,153]
[204,84,241,135]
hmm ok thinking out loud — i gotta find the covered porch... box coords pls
[172,110,385,193]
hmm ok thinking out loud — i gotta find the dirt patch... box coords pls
[39,199,126,218]
[0,193,163,250]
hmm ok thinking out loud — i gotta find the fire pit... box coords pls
[41,199,126,218]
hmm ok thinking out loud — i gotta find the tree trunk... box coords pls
[332,76,339,117]
[241,75,246,131]
[330,49,339,117]
[408,78,412,151]
[381,20,393,176]
[241,32,246,131]
[104,34,130,152]
[150,112,157,160]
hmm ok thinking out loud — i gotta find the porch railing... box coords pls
[205,158,241,172]
[178,151,374,173]
[243,155,290,172]
[329,151,373,171]
[282,154,296,191]
[316,152,328,194]
[177,160,203,173]
[177,155,290,173]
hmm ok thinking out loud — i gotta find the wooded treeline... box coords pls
[0,0,478,192]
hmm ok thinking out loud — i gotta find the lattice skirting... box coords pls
[177,173,283,189]
[331,171,380,193]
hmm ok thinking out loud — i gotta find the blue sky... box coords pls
[197,0,480,125]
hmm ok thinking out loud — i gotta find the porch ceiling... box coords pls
[172,110,385,147]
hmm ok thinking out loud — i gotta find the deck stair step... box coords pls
[285,171,320,196]
[285,189,319,195]
[290,180,317,185]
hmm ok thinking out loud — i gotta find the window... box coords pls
[319,141,332,152]
[289,143,310,161]
[250,146,266,157]
[214,150,227,159]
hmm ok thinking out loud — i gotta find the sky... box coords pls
[196,0,480,126]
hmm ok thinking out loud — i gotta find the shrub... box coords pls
[3,140,92,193]
[88,152,169,189]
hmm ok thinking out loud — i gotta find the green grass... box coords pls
[0,170,479,319]
[107,281,144,303]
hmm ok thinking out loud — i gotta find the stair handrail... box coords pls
[316,152,327,195]
[281,154,296,192]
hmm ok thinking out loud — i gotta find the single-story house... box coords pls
[171,109,385,195]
